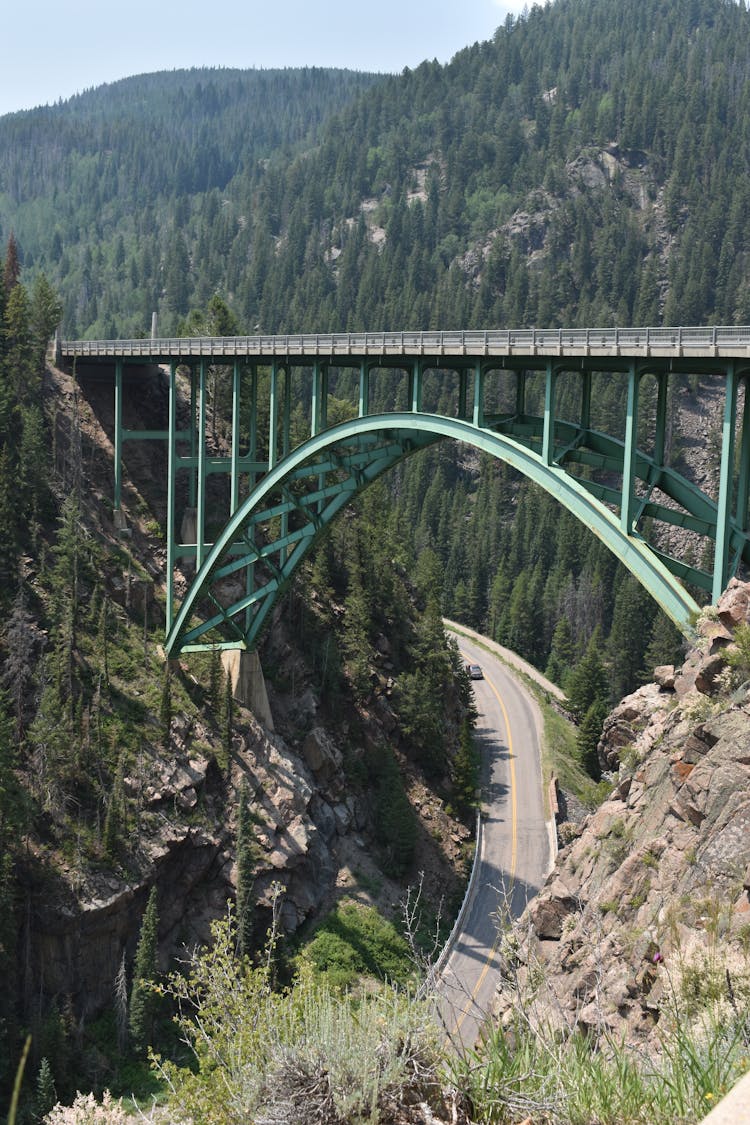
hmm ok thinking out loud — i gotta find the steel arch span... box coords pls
[165,412,702,657]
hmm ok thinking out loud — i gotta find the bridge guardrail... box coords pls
[419,806,483,998]
[60,325,750,362]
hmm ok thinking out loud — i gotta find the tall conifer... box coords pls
[129,886,160,1055]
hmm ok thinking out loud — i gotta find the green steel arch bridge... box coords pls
[60,326,750,657]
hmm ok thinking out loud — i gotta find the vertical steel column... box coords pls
[245,363,260,637]
[580,369,592,433]
[472,360,484,428]
[713,362,739,602]
[280,367,291,567]
[114,359,123,510]
[282,366,291,456]
[189,365,198,508]
[196,361,207,569]
[734,377,750,532]
[230,360,241,516]
[542,361,558,466]
[411,360,422,412]
[269,361,279,468]
[358,361,370,417]
[653,372,669,468]
[248,365,258,489]
[166,363,177,633]
[319,364,328,431]
[311,361,322,437]
[621,363,640,535]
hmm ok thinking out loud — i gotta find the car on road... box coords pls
[467,663,483,679]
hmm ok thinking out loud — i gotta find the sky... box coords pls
[0,0,530,118]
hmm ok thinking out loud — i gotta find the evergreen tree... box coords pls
[0,850,16,1088]
[34,1057,57,1122]
[453,717,479,816]
[129,886,160,1056]
[565,630,609,721]
[29,273,62,373]
[577,699,609,781]
[607,577,653,701]
[373,747,416,878]
[3,233,20,296]
[546,616,574,686]
[235,782,256,958]
[2,586,44,737]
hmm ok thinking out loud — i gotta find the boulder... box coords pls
[653,665,675,690]
[527,877,579,939]
[694,652,726,694]
[302,727,343,781]
[717,577,750,628]
[309,794,337,844]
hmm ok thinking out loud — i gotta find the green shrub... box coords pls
[155,915,444,1125]
[300,900,414,987]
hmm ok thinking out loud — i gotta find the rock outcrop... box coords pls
[493,580,750,1048]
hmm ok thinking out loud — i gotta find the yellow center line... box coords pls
[452,649,517,1036]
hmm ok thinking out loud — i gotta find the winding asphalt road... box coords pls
[436,631,552,1049]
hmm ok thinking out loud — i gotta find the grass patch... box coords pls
[297,899,415,989]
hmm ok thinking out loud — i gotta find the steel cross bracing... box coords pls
[60,328,750,655]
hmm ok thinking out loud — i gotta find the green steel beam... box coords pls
[231,360,241,515]
[311,361,322,437]
[714,362,738,602]
[248,365,258,468]
[736,376,750,532]
[358,361,370,418]
[269,361,279,469]
[107,341,750,656]
[621,363,640,535]
[411,360,422,413]
[542,361,558,466]
[320,363,329,431]
[473,361,484,428]
[196,360,207,569]
[166,413,703,656]
[283,367,291,457]
[166,362,177,633]
[189,366,197,508]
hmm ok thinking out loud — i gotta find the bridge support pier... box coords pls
[221,649,274,731]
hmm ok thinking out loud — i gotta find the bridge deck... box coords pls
[60,326,750,365]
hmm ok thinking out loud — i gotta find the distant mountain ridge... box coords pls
[2,0,750,341]
[2,0,747,698]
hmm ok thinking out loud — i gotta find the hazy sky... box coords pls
[1,0,530,118]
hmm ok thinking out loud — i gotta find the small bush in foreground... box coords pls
[154,914,450,1124]
[43,1090,128,1123]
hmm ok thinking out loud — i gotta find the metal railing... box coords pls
[420,806,483,997]
[60,325,750,362]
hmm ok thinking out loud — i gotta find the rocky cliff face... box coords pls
[494,579,750,1046]
[19,360,467,1023]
